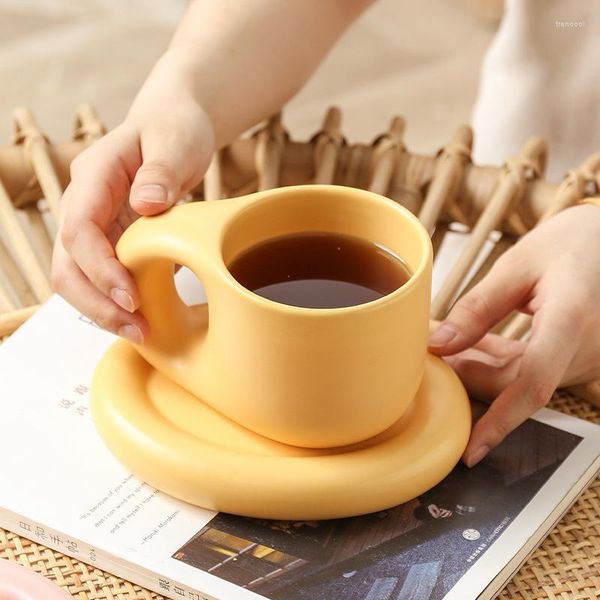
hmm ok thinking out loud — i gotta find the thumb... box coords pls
[428,252,533,355]
[129,135,191,216]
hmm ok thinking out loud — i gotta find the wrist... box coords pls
[123,52,216,179]
[126,50,215,139]
[161,47,229,147]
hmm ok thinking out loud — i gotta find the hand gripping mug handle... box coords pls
[115,201,235,374]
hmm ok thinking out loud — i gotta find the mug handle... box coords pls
[115,200,237,368]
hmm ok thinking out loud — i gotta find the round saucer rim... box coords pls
[91,342,471,519]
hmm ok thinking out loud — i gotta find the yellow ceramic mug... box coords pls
[116,184,432,448]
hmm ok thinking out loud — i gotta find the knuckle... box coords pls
[82,260,114,295]
[138,160,174,181]
[491,420,511,445]
[60,222,80,250]
[91,267,114,295]
[456,290,493,324]
[526,380,553,411]
[91,304,121,333]
[482,404,511,444]
[486,414,511,446]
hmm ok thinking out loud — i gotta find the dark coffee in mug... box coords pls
[228,232,411,308]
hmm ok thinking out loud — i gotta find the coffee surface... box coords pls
[228,232,411,308]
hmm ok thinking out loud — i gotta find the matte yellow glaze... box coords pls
[91,342,471,520]
[112,185,434,447]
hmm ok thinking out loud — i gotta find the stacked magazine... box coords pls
[0,291,599,600]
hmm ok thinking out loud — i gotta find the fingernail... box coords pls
[111,287,135,313]
[118,324,144,344]
[428,323,458,348]
[134,183,167,204]
[466,445,490,468]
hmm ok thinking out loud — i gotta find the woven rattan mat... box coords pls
[1,390,598,600]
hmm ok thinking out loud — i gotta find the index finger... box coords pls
[62,126,140,224]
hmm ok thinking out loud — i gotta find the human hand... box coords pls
[428,204,600,467]
[52,55,215,343]
[51,0,377,344]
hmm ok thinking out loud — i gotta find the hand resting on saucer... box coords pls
[429,204,600,467]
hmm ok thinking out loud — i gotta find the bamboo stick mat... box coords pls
[0,390,597,600]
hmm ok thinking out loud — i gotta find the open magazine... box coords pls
[0,292,599,600]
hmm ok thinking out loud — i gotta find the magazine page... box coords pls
[0,296,259,600]
[0,287,599,600]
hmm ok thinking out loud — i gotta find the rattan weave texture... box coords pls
[0,528,164,599]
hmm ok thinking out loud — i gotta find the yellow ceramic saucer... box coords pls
[91,341,471,520]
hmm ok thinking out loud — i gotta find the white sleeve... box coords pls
[471,0,599,181]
